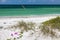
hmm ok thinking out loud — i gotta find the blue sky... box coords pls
[0,0,60,4]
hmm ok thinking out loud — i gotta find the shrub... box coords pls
[40,16,60,38]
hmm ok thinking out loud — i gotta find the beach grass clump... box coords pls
[7,39,11,40]
[8,21,36,39]
[12,21,35,32]
[40,16,60,38]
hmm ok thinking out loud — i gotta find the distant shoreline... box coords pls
[0,14,59,18]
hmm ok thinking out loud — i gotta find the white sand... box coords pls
[0,16,59,40]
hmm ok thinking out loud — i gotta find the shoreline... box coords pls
[0,14,59,18]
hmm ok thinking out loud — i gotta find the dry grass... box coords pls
[7,16,60,39]
[12,21,35,32]
[6,21,36,39]
[40,16,60,38]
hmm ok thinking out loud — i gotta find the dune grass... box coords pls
[12,21,35,32]
[40,16,60,38]
[6,16,60,40]
[9,21,36,39]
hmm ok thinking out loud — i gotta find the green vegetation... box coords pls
[7,39,11,40]
[10,21,35,39]
[40,16,60,38]
[12,21,35,32]
[7,16,60,40]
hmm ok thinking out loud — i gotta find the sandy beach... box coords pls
[0,15,60,40]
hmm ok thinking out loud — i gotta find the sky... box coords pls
[0,0,60,4]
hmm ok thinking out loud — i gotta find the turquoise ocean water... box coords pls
[0,5,60,16]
